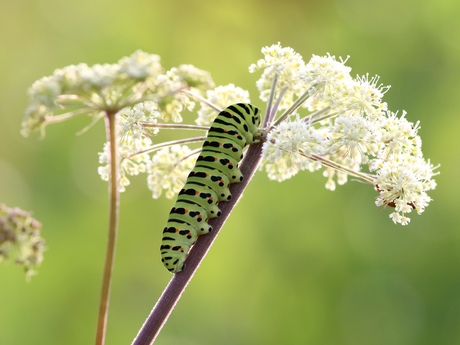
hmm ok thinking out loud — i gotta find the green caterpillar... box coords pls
[160,103,261,273]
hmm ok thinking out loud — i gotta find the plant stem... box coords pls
[131,142,264,345]
[140,123,209,131]
[95,111,120,345]
[130,136,207,158]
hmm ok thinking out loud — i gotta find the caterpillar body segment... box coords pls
[196,152,243,183]
[202,138,244,161]
[187,167,232,201]
[178,181,222,218]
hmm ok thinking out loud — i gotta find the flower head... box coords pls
[249,42,308,110]
[22,51,215,137]
[0,204,45,280]
[118,50,162,80]
[196,84,251,126]
[262,120,325,181]
[255,44,438,224]
[146,145,197,199]
[372,154,438,225]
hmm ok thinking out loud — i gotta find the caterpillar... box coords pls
[160,103,261,273]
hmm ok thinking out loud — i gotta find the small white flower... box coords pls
[118,50,163,80]
[173,64,215,91]
[302,53,353,112]
[152,69,197,123]
[78,63,120,90]
[118,101,160,139]
[146,145,197,199]
[249,42,308,110]
[378,110,422,159]
[261,120,324,181]
[372,153,438,224]
[22,52,168,137]
[27,76,62,108]
[196,84,251,126]
[98,104,155,193]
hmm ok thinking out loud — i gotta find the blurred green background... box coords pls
[1,0,459,344]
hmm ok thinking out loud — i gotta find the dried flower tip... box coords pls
[0,204,45,280]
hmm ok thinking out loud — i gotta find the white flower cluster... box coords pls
[146,145,197,199]
[96,63,219,194]
[22,50,219,195]
[22,51,163,137]
[94,72,250,198]
[196,84,251,126]
[249,42,308,110]
[262,120,326,181]
[98,102,160,192]
[256,43,438,225]
[95,45,441,224]
[149,64,215,123]
[23,45,438,225]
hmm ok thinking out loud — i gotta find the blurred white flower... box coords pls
[249,42,308,110]
[196,84,251,126]
[146,145,197,199]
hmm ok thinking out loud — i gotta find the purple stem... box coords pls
[132,142,263,345]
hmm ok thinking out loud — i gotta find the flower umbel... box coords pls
[0,204,45,280]
[21,50,215,138]
[254,43,438,225]
[195,84,251,126]
[249,42,308,110]
[146,145,197,199]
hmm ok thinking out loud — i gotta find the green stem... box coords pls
[95,110,120,345]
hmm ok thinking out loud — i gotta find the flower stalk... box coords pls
[95,110,120,345]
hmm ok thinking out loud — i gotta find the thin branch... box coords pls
[129,136,207,158]
[272,86,312,128]
[267,87,287,126]
[131,142,264,345]
[44,108,92,124]
[95,110,120,345]
[300,105,332,125]
[180,89,223,113]
[263,73,279,128]
[140,123,209,131]
[307,153,375,184]
[76,113,105,136]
